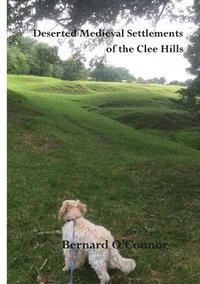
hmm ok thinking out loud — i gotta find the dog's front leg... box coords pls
[62,249,71,272]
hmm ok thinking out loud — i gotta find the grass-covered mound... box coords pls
[8,75,200,283]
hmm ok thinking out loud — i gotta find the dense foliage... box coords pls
[185,28,200,76]
[7,36,89,80]
[178,75,200,112]
[178,3,200,112]
[62,57,89,80]
[7,36,62,77]
[90,64,135,82]
[8,0,193,33]
[7,36,138,82]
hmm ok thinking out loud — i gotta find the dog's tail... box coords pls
[109,247,136,274]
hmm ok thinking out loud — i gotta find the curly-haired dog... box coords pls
[58,200,136,284]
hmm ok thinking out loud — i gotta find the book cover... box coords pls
[7,1,200,283]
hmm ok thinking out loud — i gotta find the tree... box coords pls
[184,28,200,76]
[137,77,145,83]
[90,64,135,82]
[115,67,136,81]
[178,75,200,112]
[62,57,88,80]
[31,43,60,76]
[7,35,62,77]
[184,79,193,86]
[49,64,64,79]
[158,77,166,84]
[8,35,37,54]
[178,4,200,112]
[8,1,193,34]
[7,46,30,74]
[169,80,181,85]
[150,77,159,84]
[148,77,166,84]
[193,0,200,25]
[90,65,115,82]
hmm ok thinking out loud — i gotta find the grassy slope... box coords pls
[8,75,200,284]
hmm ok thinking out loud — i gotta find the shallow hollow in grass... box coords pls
[117,112,199,130]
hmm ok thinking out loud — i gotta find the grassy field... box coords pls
[8,75,200,284]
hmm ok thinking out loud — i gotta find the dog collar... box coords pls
[66,217,81,222]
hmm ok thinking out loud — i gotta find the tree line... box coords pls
[8,35,137,82]
[7,37,171,85]
[7,35,85,80]
[8,35,192,87]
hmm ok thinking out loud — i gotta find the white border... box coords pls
[0,0,7,282]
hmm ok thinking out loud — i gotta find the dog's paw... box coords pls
[62,266,68,272]
[62,265,70,272]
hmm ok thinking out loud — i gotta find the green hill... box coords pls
[8,75,200,283]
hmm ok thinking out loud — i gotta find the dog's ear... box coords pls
[58,200,69,220]
[77,200,87,215]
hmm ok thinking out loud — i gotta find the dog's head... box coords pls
[58,200,87,221]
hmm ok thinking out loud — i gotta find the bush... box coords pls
[7,47,30,74]
[178,75,200,112]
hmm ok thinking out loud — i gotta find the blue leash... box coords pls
[69,219,76,284]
